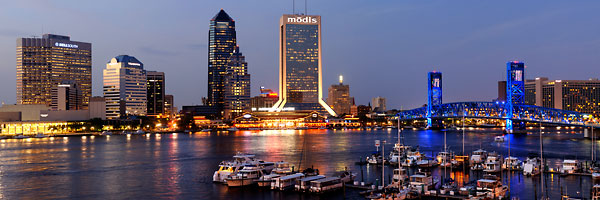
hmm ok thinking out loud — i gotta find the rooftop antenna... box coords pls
[305,0,307,15]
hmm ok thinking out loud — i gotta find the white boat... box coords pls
[502,156,522,170]
[389,144,411,164]
[494,135,505,142]
[14,134,29,139]
[409,172,436,194]
[134,130,145,134]
[257,174,280,187]
[101,131,113,135]
[417,157,439,168]
[271,161,293,175]
[201,129,212,132]
[523,156,541,176]
[475,176,508,199]
[309,177,343,193]
[271,173,305,190]
[392,168,408,184]
[560,159,580,174]
[436,151,457,168]
[470,149,488,171]
[402,149,422,167]
[483,153,502,173]
[335,171,356,183]
[226,165,265,187]
[34,133,48,138]
[295,175,326,192]
[366,152,385,165]
[227,127,239,132]
[213,153,259,183]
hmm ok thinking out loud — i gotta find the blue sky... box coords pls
[0,0,599,109]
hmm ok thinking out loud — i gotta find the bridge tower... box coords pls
[506,61,525,133]
[427,71,442,128]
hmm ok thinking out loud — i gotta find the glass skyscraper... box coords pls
[207,9,237,111]
[16,34,91,109]
[272,14,336,116]
[103,55,147,119]
[147,71,165,117]
[223,46,251,119]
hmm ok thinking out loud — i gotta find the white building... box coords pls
[103,55,147,119]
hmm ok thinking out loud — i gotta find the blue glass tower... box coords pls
[506,61,525,133]
[427,71,442,128]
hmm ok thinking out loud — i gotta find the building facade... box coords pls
[164,95,174,117]
[271,14,336,116]
[207,9,237,112]
[103,55,147,119]
[251,87,279,111]
[524,78,600,116]
[89,96,106,120]
[223,46,251,119]
[147,71,165,117]
[372,96,387,112]
[327,75,354,115]
[17,34,91,108]
[50,81,81,110]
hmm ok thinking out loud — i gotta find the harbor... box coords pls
[5,128,594,199]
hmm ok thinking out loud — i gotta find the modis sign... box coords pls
[287,16,318,24]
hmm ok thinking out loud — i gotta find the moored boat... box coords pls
[502,156,522,170]
[483,152,502,173]
[226,165,265,187]
[560,159,580,174]
[295,175,326,192]
[523,155,541,176]
[308,177,343,193]
[417,157,439,168]
[272,173,305,190]
[475,175,508,199]
[470,149,488,171]
[257,174,280,187]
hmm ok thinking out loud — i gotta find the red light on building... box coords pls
[268,92,278,97]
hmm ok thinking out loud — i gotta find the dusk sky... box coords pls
[1,0,599,110]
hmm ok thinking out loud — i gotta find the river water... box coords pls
[0,128,595,199]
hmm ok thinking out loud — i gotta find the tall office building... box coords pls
[524,77,600,116]
[17,34,91,108]
[271,14,336,116]
[147,71,165,117]
[372,96,387,112]
[223,46,251,119]
[164,94,174,117]
[207,9,237,111]
[103,55,147,119]
[327,75,354,115]
[50,81,81,110]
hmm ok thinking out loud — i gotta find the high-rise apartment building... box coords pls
[223,46,250,119]
[271,14,336,116]
[17,34,91,108]
[103,55,147,119]
[147,71,165,117]
[207,9,237,111]
[372,97,387,112]
[327,75,354,115]
[524,77,600,116]
[50,81,80,110]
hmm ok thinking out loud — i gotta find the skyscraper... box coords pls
[207,9,237,112]
[147,71,165,117]
[327,75,354,115]
[371,96,387,112]
[17,34,91,108]
[223,46,251,119]
[271,14,336,116]
[103,55,147,119]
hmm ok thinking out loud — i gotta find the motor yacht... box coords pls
[271,161,293,175]
[257,174,280,187]
[436,151,457,168]
[475,175,508,199]
[494,135,505,142]
[523,156,541,176]
[560,159,580,174]
[402,148,422,167]
[392,168,408,184]
[226,165,265,187]
[470,149,488,171]
[409,171,436,194]
[213,153,260,183]
[417,157,439,168]
[502,156,522,170]
[366,152,385,165]
[483,152,502,173]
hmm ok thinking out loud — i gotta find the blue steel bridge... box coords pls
[396,62,598,132]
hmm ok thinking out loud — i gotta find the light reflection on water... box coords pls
[0,129,595,199]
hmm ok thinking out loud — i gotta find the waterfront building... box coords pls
[103,55,147,119]
[223,46,251,119]
[0,104,49,121]
[17,34,92,108]
[181,105,220,120]
[327,75,354,115]
[357,105,372,118]
[271,14,336,116]
[233,111,326,129]
[371,96,387,112]
[147,71,165,117]
[497,81,507,102]
[207,9,237,112]
[251,87,279,111]
[164,95,174,117]
[524,77,600,116]
[50,81,81,111]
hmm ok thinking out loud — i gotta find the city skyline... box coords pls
[1,1,599,110]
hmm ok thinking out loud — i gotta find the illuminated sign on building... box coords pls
[287,16,318,24]
[54,42,78,48]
